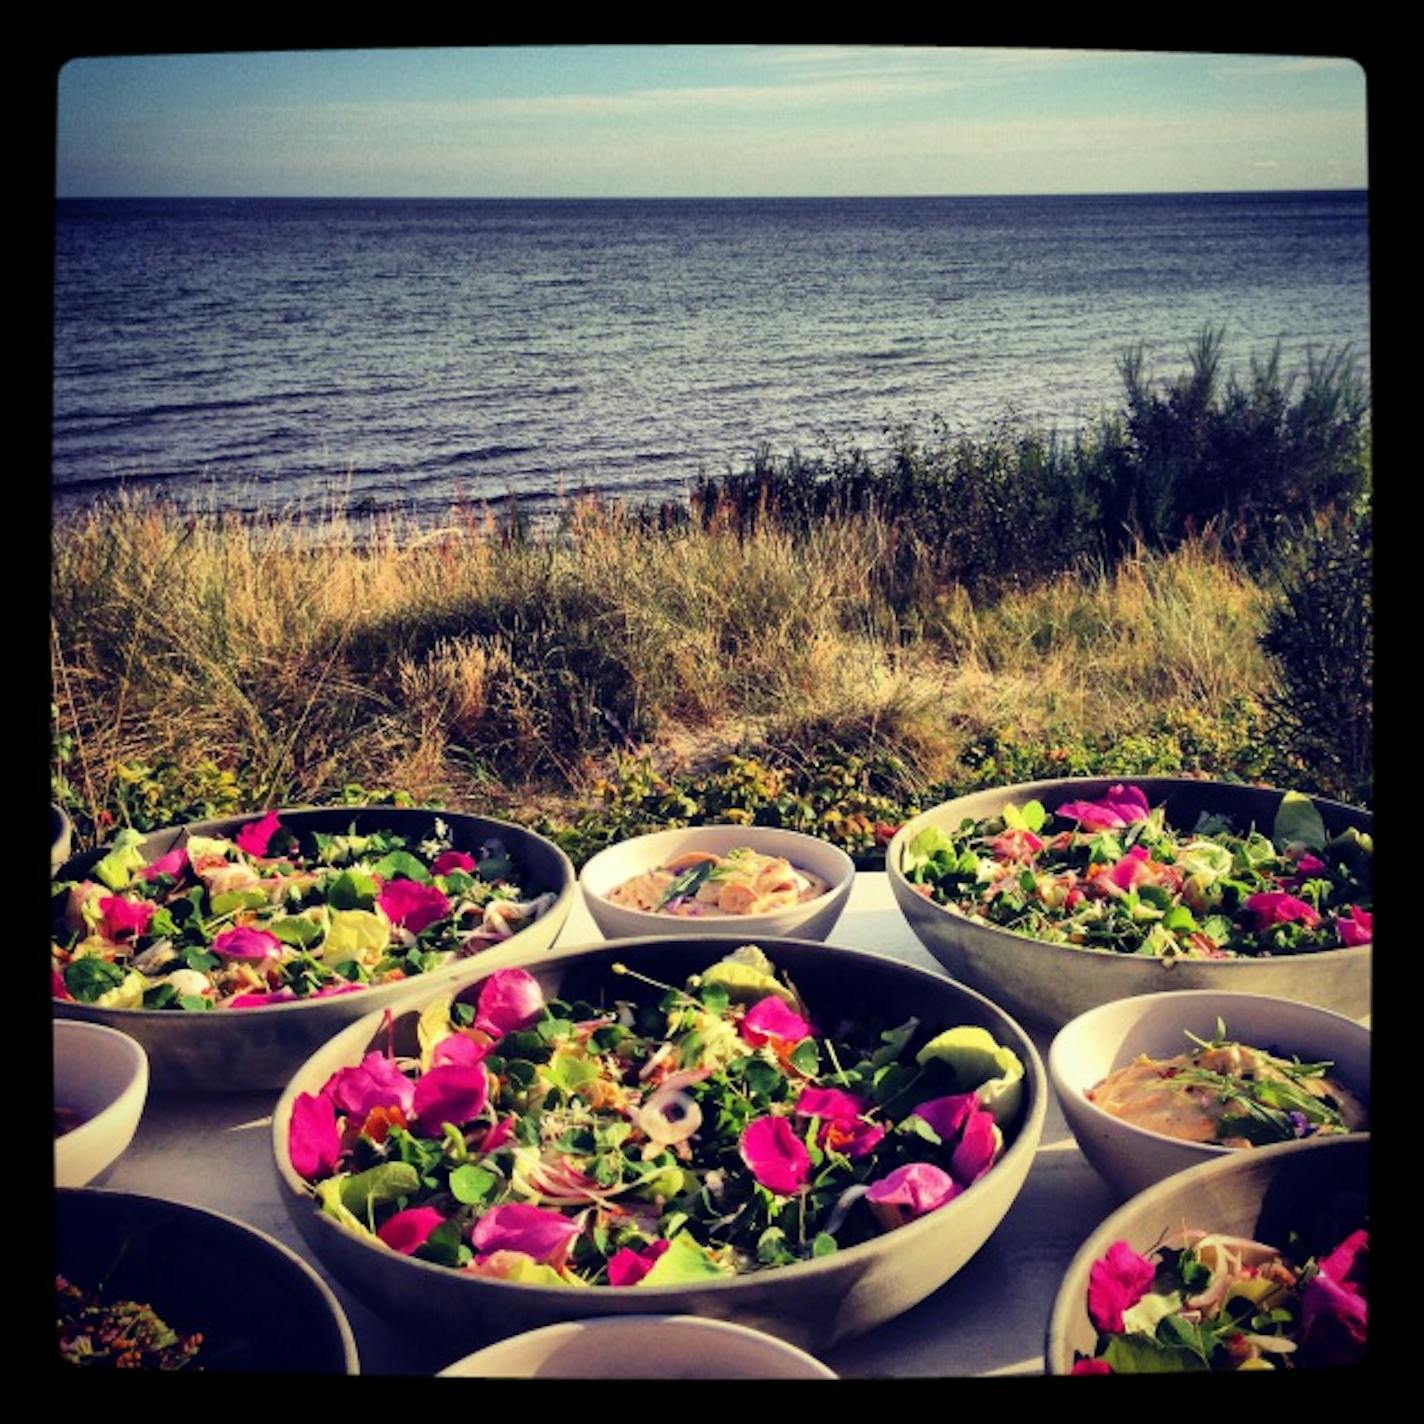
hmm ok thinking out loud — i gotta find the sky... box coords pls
[53,45,1370,199]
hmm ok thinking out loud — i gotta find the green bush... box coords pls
[1259,511,1373,805]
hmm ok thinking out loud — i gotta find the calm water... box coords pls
[52,193,1371,522]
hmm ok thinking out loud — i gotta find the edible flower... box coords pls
[1243,891,1321,932]
[412,1062,488,1130]
[1336,905,1373,947]
[740,995,813,1049]
[323,1050,417,1119]
[431,1032,490,1069]
[377,879,451,935]
[949,1107,1001,1185]
[98,896,157,941]
[864,1162,960,1230]
[432,849,476,876]
[794,1086,884,1158]
[1107,845,1154,891]
[1299,1229,1368,1367]
[470,1203,583,1267]
[211,925,284,961]
[289,1091,342,1180]
[228,988,297,1007]
[907,1092,977,1143]
[1056,784,1151,831]
[141,846,189,881]
[606,1238,672,1287]
[234,810,284,857]
[739,1115,812,1196]
[376,1206,447,1255]
[473,968,545,1040]
[1087,1240,1157,1334]
[1071,1357,1114,1375]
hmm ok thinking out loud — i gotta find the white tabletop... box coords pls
[95,874,1123,1377]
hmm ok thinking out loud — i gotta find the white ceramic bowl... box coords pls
[1050,989,1370,1200]
[579,825,854,942]
[438,1315,838,1379]
[54,1020,150,1187]
[274,933,1045,1355]
[1045,1134,1369,1374]
[888,777,1372,1029]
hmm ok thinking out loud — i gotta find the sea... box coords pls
[52,192,1371,525]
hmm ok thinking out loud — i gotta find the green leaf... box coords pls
[638,1232,732,1285]
[448,1163,497,1206]
[811,1232,838,1258]
[337,1161,420,1217]
[92,829,146,890]
[327,870,379,910]
[788,1038,821,1076]
[210,888,270,916]
[371,850,431,884]
[268,914,324,948]
[1274,791,1327,852]
[1102,1333,1209,1373]
[62,956,126,1003]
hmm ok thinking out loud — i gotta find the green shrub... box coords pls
[1259,512,1373,805]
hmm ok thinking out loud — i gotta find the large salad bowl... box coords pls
[272,933,1047,1355]
[888,778,1371,1030]
[52,807,576,1092]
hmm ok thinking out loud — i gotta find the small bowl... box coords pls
[273,933,1046,1355]
[438,1315,838,1378]
[56,1188,359,1373]
[888,777,1372,1029]
[1050,990,1370,1199]
[54,1020,150,1187]
[52,807,576,1092]
[579,825,854,942]
[1045,1134,1369,1374]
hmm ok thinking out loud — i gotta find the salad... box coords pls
[1072,1223,1368,1371]
[287,944,1026,1285]
[902,785,1372,960]
[1088,1020,1367,1148]
[607,847,829,917]
[51,812,558,1012]
[57,1275,204,1369]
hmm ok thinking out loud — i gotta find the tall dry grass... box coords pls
[51,492,1275,842]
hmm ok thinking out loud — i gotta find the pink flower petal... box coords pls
[98,896,157,941]
[864,1162,961,1230]
[949,1106,1001,1184]
[1337,906,1372,947]
[793,1086,868,1126]
[470,1203,582,1266]
[1107,845,1154,890]
[311,981,367,998]
[1071,1357,1114,1375]
[377,1206,447,1255]
[739,1115,812,1196]
[739,995,812,1048]
[432,1032,490,1068]
[288,1090,342,1180]
[1244,891,1321,932]
[432,850,476,876]
[323,1051,416,1118]
[235,810,284,857]
[378,878,451,934]
[473,1114,517,1158]
[1319,1228,1368,1289]
[1300,1268,1368,1367]
[211,925,284,962]
[1087,1240,1157,1334]
[412,1062,489,1130]
[141,846,189,881]
[606,1238,672,1287]
[228,988,297,1007]
[1058,784,1150,831]
[473,967,545,1040]
[908,1093,978,1144]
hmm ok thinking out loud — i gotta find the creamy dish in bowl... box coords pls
[606,848,829,918]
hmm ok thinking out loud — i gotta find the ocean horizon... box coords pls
[53,190,1371,524]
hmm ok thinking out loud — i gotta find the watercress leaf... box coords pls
[448,1163,497,1206]
[371,850,431,884]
